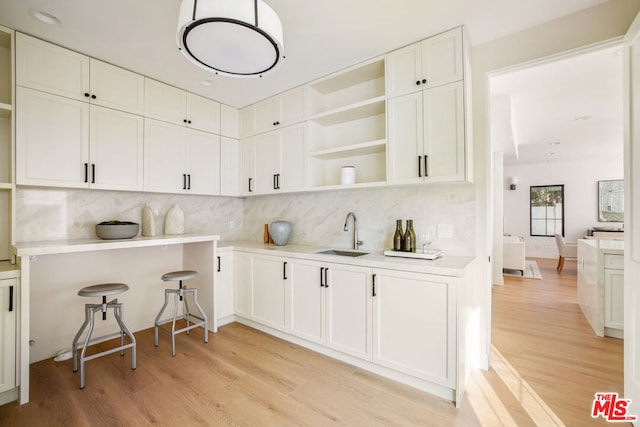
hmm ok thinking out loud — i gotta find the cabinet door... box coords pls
[254,131,278,194]
[144,78,187,125]
[372,270,455,387]
[288,259,325,344]
[16,87,89,188]
[239,106,255,138]
[385,42,422,98]
[387,91,424,185]
[220,104,240,138]
[187,93,220,134]
[89,59,145,115]
[16,33,89,101]
[234,252,252,317]
[279,87,306,126]
[604,269,625,330]
[423,81,465,183]
[325,264,372,360]
[251,255,286,330]
[0,279,16,394]
[185,129,220,195]
[278,124,306,192]
[239,138,256,196]
[421,27,463,89]
[89,105,144,191]
[220,137,239,196]
[144,119,185,193]
[254,97,279,135]
[216,252,235,321]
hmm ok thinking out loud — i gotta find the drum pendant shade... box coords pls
[177,0,285,77]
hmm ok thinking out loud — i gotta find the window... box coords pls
[530,185,564,237]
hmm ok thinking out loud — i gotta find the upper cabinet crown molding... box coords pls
[16,33,145,115]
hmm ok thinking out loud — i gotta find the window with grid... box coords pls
[530,185,564,237]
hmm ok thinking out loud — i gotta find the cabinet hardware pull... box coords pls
[217,256,221,272]
[416,80,421,85]
[324,268,329,288]
[91,164,96,183]
[84,163,88,183]
[424,155,429,177]
[418,156,422,177]
[248,178,253,192]
[276,174,281,189]
[8,286,13,312]
[422,79,427,84]
[283,262,288,280]
[372,274,377,297]
[320,267,324,287]
[188,120,192,124]
[183,174,187,190]
[84,92,90,98]
[187,174,191,190]
[91,94,96,99]
[273,174,277,190]
[183,119,187,123]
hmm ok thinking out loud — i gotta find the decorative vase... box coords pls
[263,224,270,244]
[269,221,292,246]
[142,203,155,237]
[164,204,184,235]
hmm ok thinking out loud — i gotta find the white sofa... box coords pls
[503,235,525,276]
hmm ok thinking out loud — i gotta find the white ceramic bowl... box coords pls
[95,221,140,240]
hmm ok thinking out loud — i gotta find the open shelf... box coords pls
[309,139,386,160]
[310,96,385,126]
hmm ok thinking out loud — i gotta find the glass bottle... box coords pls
[393,220,404,251]
[403,219,416,252]
[263,224,270,244]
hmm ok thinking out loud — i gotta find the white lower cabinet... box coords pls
[250,255,287,330]
[372,269,455,387]
[234,252,252,318]
[288,259,372,360]
[0,278,16,395]
[215,252,235,323]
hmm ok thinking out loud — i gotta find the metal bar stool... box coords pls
[154,270,208,356]
[71,283,137,389]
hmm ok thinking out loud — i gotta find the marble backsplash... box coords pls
[15,188,245,242]
[241,183,476,256]
[16,183,476,256]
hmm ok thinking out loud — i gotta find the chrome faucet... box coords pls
[343,212,363,250]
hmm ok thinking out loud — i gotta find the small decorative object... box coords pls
[95,221,140,240]
[141,203,156,237]
[164,204,184,235]
[263,224,270,244]
[340,166,356,185]
[393,219,404,251]
[269,221,292,246]
[403,219,416,252]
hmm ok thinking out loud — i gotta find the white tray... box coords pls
[383,249,444,260]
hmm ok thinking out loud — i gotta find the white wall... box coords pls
[503,156,623,258]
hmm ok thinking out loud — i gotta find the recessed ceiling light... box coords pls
[29,8,61,26]
[200,79,215,87]
[575,115,591,122]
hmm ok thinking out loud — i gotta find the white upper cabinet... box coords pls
[243,87,307,136]
[16,33,144,115]
[239,138,256,196]
[220,104,240,139]
[220,137,239,196]
[144,118,220,195]
[387,81,466,184]
[144,78,221,134]
[386,27,463,99]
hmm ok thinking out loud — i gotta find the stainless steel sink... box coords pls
[315,249,369,257]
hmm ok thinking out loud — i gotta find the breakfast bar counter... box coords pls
[13,233,220,404]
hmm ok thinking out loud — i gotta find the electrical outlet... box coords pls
[229,220,235,230]
[437,223,454,239]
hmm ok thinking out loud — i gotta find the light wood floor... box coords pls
[0,258,624,426]
[493,257,627,426]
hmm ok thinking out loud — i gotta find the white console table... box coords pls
[13,233,219,404]
[577,239,624,339]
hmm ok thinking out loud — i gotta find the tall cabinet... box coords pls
[0,25,19,406]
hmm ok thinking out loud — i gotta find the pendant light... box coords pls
[177,0,285,77]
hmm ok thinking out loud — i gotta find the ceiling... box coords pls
[0,0,609,109]
[490,43,623,166]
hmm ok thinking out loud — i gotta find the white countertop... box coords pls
[13,233,220,257]
[579,238,624,254]
[219,241,475,277]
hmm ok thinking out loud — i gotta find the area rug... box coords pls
[503,260,542,279]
